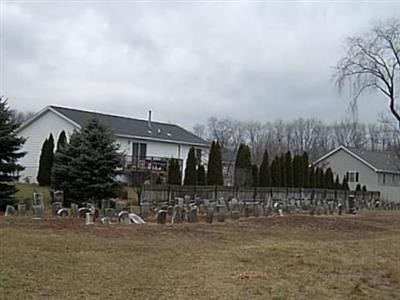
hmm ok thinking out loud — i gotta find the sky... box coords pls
[1,1,400,129]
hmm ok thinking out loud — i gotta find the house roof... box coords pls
[20,105,209,147]
[314,145,400,174]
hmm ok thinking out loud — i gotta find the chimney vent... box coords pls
[148,110,152,130]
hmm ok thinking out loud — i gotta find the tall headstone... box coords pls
[17,204,26,216]
[5,205,16,216]
[157,210,167,224]
[70,203,79,217]
[172,206,183,224]
[206,208,214,224]
[140,202,150,219]
[187,205,198,223]
[85,213,94,225]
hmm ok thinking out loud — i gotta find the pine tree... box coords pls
[37,134,54,186]
[334,175,340,189]
[362,185,367,192]
[301,152,310,188]
[316,168,324,188]
[252,164,259,187]
[279,154,286,187]
[167,159,182,185]
[234,144,252,186]
[270,156,281,187]
[292,155,300,188]
[355,184,361,191]
[259,149,271,187]
[207,141,223,185]
[309,167,316,188]
[324,168,334,189]
[197,164,206,185]
[284,151,293,187]
[56,130,67,152]
[0,98,26,210]
[342,176,350,190]
[51,117,123,205]
[184,147,197,185]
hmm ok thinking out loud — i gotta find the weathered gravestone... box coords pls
[231,210,240,220]
[140,202,150,219]
[57,208,70,218]
[17,204,26,216]
[5,205,16,216]
[206,208,214,224]
[53,190,64,204]
[79,207,91,218]
[70,204,79,217]
[217,205,226,222]
[52,202,63,216]
[157,209,167,224]
[101,217,111,225]
[129,213,145,224]
[172,206,183,224]
[187,205,198,223]
[118,211,131,225]
[85,213,94,225]
[32,205,43,219]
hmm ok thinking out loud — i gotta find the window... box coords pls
[346,171,359,183]
[132,142,147,161]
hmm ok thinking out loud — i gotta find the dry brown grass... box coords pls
[1,211,400,300]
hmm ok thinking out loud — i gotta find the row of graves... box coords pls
[139,185,400,224]
[4,191,145,225]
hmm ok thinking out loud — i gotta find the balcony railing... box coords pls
[123,155,183,172]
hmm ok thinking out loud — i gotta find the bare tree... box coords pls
[192,123,207,140]
[335,19,400,127]
[10,109,35,124]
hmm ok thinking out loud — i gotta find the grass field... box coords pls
[1,211,400,300]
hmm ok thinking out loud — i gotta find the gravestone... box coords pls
[217,206,226,222]
[118,211,130,225]
[184,195,191,205]
[172,206,183,224]
[33,193,44,207]
[53,190,64,204]
[52,202,63,216]
[101,199,111,216]
[57,208,69,218]
[85,213,94,225]
[5,205,16,216]
[101,217,111,225]
[140,202,150,219]
[206,208,214,224]
[157,210,167,224]
[70,204,79,217]
[78,207,91,218]
[129,213,145,225]
[17,204,26,216]
[32,205,43,219]
[254,204,260,218]
[187,205,198,223]
[115,201,127,213]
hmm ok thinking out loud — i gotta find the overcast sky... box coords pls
[2,1,400,129]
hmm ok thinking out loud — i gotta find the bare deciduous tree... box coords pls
[335,19,400,126]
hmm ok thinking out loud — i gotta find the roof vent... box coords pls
[167,132,172,137]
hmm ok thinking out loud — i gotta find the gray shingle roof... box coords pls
[347,147,400,173]
[50,106,209,146]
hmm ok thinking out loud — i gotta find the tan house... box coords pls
[314,146,400,202]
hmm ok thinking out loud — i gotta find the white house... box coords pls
[314,146,400,202]
[16,105,210,185]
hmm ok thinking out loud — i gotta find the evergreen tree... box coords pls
[56,130,67,152]
[197,164,206,185]
[0,98,26,210]
[292,155,300,188]
[308,167,316,188]
[207,141,223,185]
[251,164,259,187]
[52,117,123,205]
[184,147,197,185]
[301,152,310,188]
[279,154,286,187]
[167,159,182,185]
[284,151,293,187]
[270,159,278,187]
[334,175,340,189]
[362,185,367,192]
[355,184,361,191]
[37,134,54,186]
[324,168,334,189]
[342,176,350,190]
[234,144,252,186]
[259,149,271,187]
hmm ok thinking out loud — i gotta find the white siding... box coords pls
[17,110,77,182]
[316,148,400,202]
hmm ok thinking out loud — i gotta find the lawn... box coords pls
[1,211,400,299]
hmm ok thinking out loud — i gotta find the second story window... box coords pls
[346,171,359,183]
[132,142,147,161]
